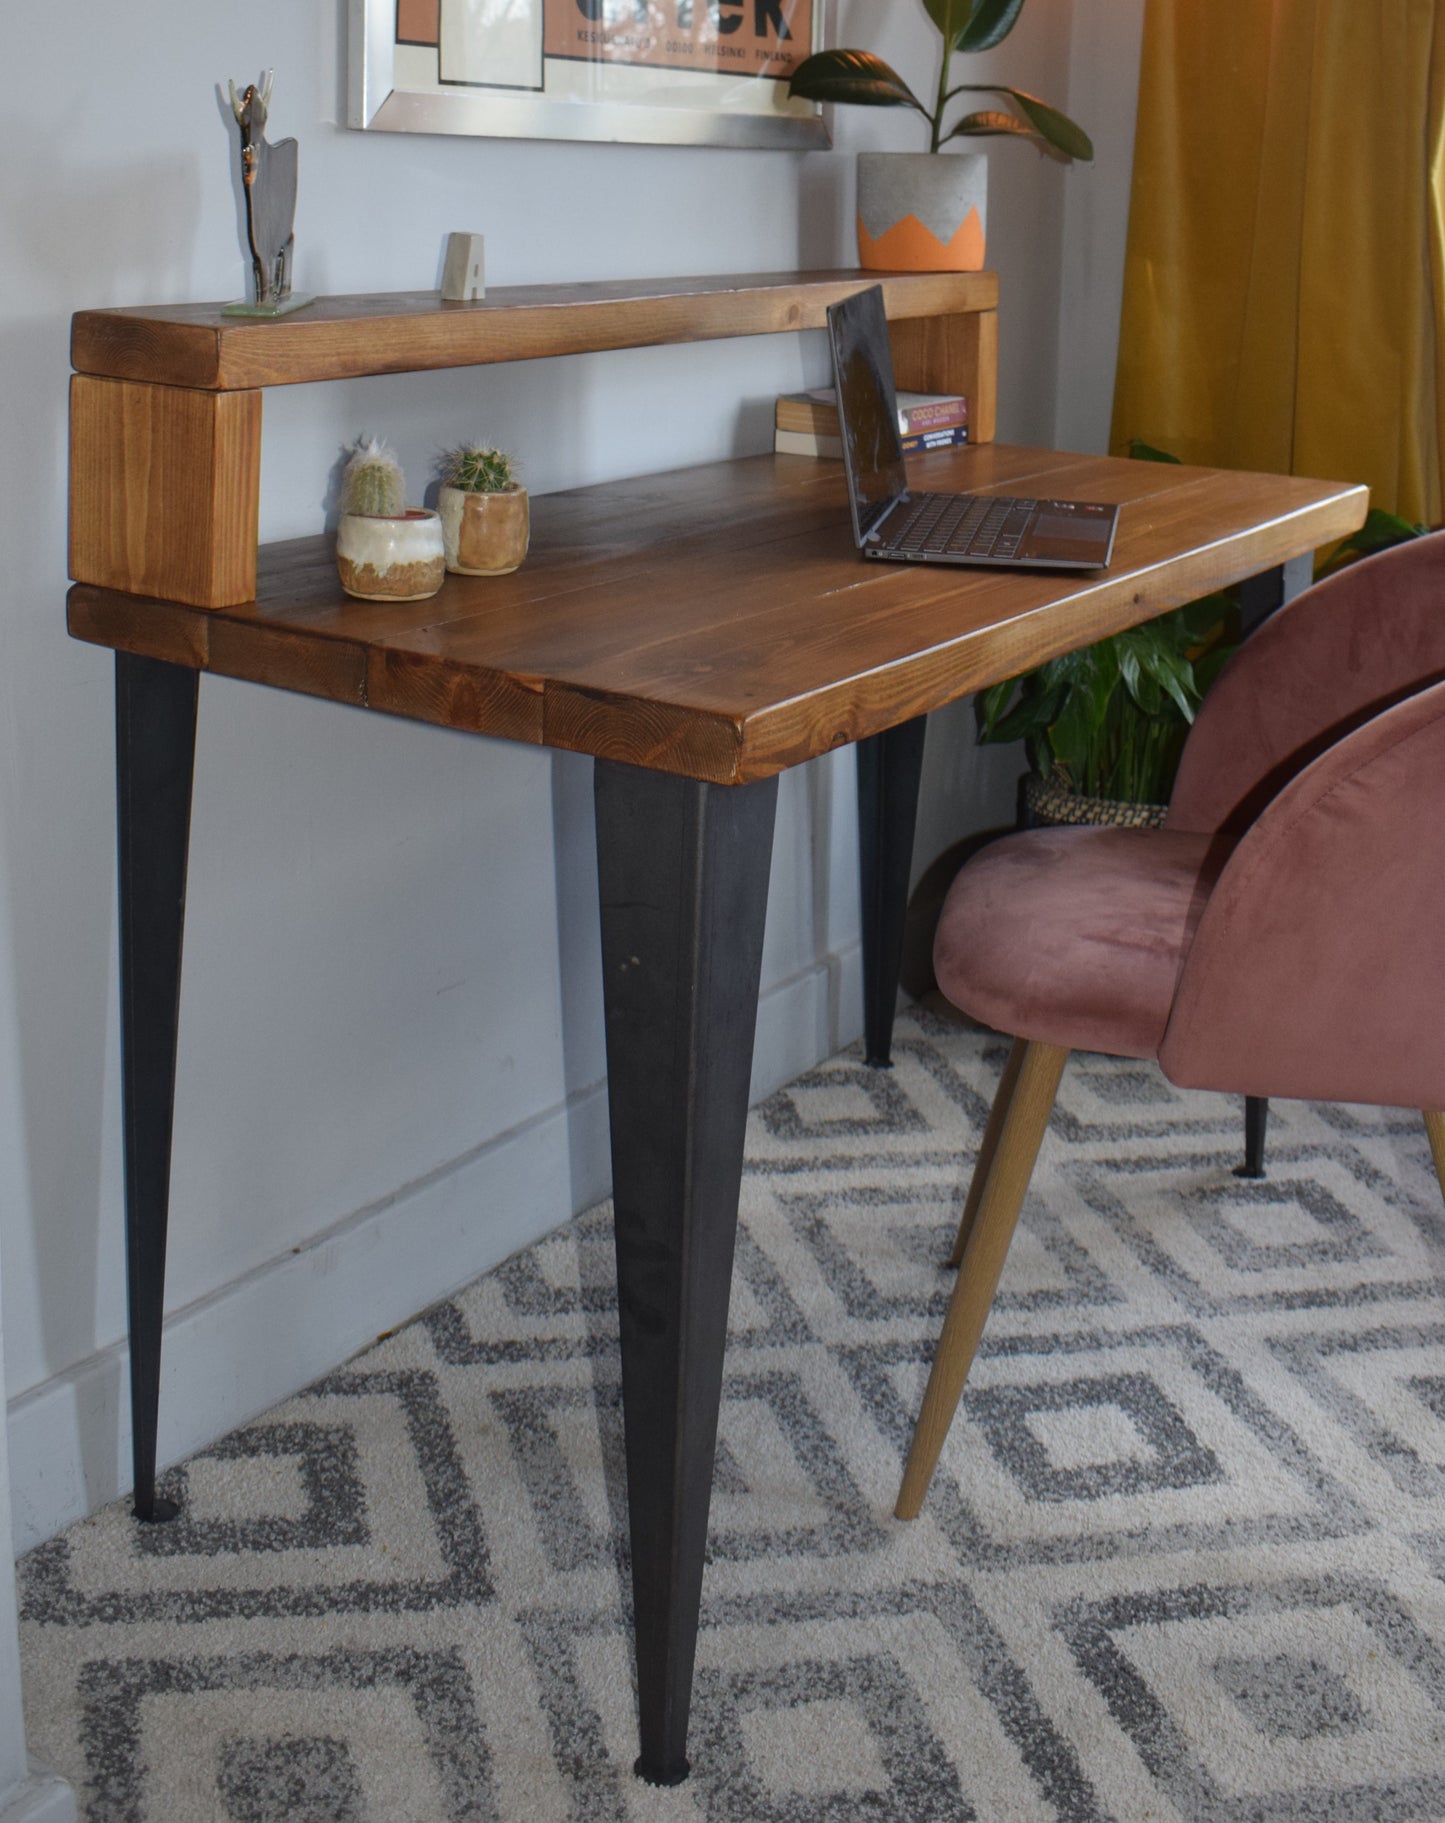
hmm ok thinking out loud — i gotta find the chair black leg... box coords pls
[594,759,777,1786]
[857,714,927,1067]
[1236,1096,1269,1179]
[115,654,199,1523]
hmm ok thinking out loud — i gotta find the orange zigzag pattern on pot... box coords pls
[857,208,985,273]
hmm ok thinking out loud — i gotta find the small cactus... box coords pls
[440,444,519,494]
[340,437,406,518]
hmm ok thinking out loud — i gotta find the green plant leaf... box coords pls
[1174,592,1234,642]
[1317,506,1429,574]
[1050,689,1098,780]
[977,677,1020,737]
[1124,659,1162,717]
[1126,439,1182,464]
[945,86,1093,157]
[921,0,972,50]
[954,0,1026,51]
[983,680,1066,746]
[1351,506,1426,549]
[787,49,924,111]
[946,109,1038,140]
[1142,645,1198,722]
[1193,643,1235,695]
[1082,640,1122,734]
[995,87,1094,158]
[922,0,1025,53]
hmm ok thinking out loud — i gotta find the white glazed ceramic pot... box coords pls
[856,152,987,272]
[335,508,445,600]
[438,485,530,576]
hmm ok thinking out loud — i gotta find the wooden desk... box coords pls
[66,273,1367,1784]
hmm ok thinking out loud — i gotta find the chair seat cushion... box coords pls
[933,826,1223,1059]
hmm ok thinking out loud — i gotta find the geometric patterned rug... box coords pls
[19,1004,1445,1822]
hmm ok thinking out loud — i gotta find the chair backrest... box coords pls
[1167,531,1445,837]
[1161,674,1445,1109]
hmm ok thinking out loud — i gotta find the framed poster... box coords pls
[349,0,829,150]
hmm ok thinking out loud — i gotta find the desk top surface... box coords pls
[68,443,1367,784]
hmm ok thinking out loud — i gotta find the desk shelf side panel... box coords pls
[69,376,262,610]
[889,310,998,444]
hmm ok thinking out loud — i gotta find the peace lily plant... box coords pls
[788,0,1093,160]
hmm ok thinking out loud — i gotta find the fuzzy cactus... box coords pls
[340,437,407,518]
[440,444,519,494]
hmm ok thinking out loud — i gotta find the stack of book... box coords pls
[774,387,969,459]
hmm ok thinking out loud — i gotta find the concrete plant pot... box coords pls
[856,152,988,272]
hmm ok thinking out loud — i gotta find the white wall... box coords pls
[0,0,1142,1564]
[1056,0,1148,455]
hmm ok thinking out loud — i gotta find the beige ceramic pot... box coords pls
[439,484,530,576]
[336,508,445,600]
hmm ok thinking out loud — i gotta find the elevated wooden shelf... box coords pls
[71,269,998,392]
[68,269,1000,610]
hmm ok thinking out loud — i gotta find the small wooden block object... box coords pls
[69,375,262,608]
[442,233,486,301]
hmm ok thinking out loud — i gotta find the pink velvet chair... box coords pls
[896,531,1445,1520]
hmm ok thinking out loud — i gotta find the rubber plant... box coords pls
[788,0,1092,160]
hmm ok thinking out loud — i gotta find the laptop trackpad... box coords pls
[1019,503,1116,565]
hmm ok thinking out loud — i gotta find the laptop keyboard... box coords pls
[885,493,1039,560]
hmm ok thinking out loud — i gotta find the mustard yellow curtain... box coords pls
[1111,0,1445,527]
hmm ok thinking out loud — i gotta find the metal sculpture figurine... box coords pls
[225,71,309,315]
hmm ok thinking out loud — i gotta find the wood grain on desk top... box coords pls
[70,269,998,392]
[67,445,1367,785]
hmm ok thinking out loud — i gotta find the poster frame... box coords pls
[348,0,831,150]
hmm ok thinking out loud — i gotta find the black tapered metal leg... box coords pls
[1231,559,1309,1172]
[1237,553,1314,636]
[595,759,777,1786]
[857,715,927,1067]
[1236,1096,1269,1180]
[115,654,198,1523]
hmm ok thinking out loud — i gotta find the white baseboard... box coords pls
[7,943,863,1553]
[0,1765,75,1823]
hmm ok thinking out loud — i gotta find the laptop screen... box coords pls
[827,286,908,547]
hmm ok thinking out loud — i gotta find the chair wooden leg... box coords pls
[1424,1110,1445,1209]
[896,1040,1069,1520]
[948,1036,1027,1267]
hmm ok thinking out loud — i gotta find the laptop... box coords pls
[826,285,1118,571]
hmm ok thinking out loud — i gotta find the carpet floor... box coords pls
[19,1004,1445,1822]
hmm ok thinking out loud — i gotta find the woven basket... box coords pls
[1023,771,1168,830]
